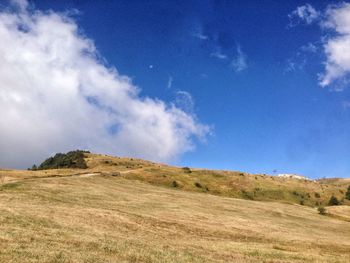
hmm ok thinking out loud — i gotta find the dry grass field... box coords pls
[0,153,349,262]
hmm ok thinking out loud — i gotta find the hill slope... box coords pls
[2,152,350,207]
[0,173,349,262]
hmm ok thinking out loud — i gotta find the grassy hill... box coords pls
[84,153,350,207]
[0,152,350,262]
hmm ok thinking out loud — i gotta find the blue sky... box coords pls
[2,0,350,178]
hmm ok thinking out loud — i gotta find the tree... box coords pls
[328,195,340,206]
[37,150,88,170]
[346,186,350,200]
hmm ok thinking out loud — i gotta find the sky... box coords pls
[1,0,350,178]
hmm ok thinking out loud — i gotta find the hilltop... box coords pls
[0,152,349,262]
[18,151,350,207]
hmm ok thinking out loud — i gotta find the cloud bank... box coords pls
[290,3,350,90]
[319,3,350,88]
[0,1,209,168]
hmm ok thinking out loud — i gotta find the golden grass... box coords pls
[0,172,350,262]
[81,154,350,207]
[0,153,349,262]
[326,205,350,221]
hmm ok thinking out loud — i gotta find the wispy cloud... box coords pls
[231,46,248,72]
[167,76,173,89]
[300,42,318,53]
[0,0,209,168]
[193,26,208,40]
[210,49,228,60]
[175,91,195,114]
[288,3,320,27]
[193,32,208,40]
[284,43,316,73]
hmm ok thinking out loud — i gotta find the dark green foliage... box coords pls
[241,190,254,200]
[328,195,340,206]
[1,182,22,190]
[346,186,350,200]
[31,164,37,171]
[182,167,192,173]
[318,207,326,215]
[37,150,88,170]
[194,182,202,188]
[171,181,178,188]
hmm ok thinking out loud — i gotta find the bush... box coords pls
[346,186,350,200]
[182,167,192,173]
[171,181,178,188]
[37,150,88,170]
[314,192,321,198]
[328,195,340,206]
[194,182,202,188]
[318,207,326,215]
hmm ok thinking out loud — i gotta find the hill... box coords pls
[85,153,350,206]
[0,152,349,262]
[3,152,350,207]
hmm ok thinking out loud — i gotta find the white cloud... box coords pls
[289,4,320,26]
[0,1,209,168]
[10,0,29,12]
[175,91,194,114]
[231,46,247,72]
[301,42,317,53]
[193,26,208,40]
[319,3,350,88]
[210,50,228,60]
[284,58,307,73]
[167,76,173,89]
[194,33,208,40]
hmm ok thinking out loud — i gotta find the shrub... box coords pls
[182,167,192,173]
[194,182,202,188]
[346,186,350,200]
[300,200,304,205]
[318,207,326,215]
[171,181,178,188]
[314,192,320,198]
[37,150,88,170]
[328,195,340,206]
